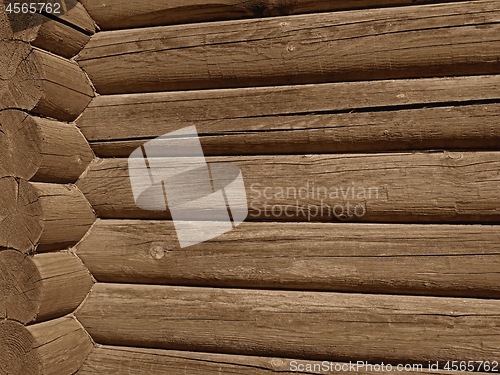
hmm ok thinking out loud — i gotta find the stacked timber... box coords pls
[2,0,500,373]
[1,2,96,374]
[72,0,500,373]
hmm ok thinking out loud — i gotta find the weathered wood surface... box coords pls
[0,42,94,120]
[0,179,95,253]
[77,152,500,223]
[78,345,496,375]
[31,252,94,322]
[77,220,500,298]
[77,1,500,94]
[1,0,96,57]
[0,250,93,323]
[78,0,469,30]
[28,316,94,375]
[78,74,500,157]
[32,183,96,251]
[0,177,43,252]
[0,109,94,182]
[76,283,500,365]
[0,320,41,374]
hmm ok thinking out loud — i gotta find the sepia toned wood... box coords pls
[0,177,43,252]
[78,0,469,30]
[1,0,96,58]
[0,180,94,253]
[76,220,500,298]
[28,316,94,375]
[0,249,42,324]
[76,152,500,223]
[76,283,500,365]
[0,109,94,182]
[77,1,500,94]
[78,345,495,375]
[0,320,41,375]
[32,252,94,322]
[0,250,93,323]
[77,75,500,157]
[0,42,94,120]
[80,101,500,157]
[32,183,96,251]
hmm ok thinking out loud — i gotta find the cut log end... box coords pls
[0,109,42,180]
[0,320,41,375]
[0,250,42,324]
[0,41,43,111]
[0,177,43,253]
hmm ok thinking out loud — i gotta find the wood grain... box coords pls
[0,109,94,182]
[77,1,500,94]
[1,0,96,58]
[77,80,500,157]
[0,250,93,323]
[76,152,500,223]
[76,220,500,298]
[78,0,470,30]
[0,177,43,252]
[76,283,500,365]
[0,320,41,375]
[77,345,496,375]
[32,183,96,252]
[28,316,94,375]
[0,42,94,121]
[0,179,95,253]
[32,252,94,322]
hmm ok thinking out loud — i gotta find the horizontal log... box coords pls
[0,178,96,253]
[78,86,500,157]
[0,41,94,121]
[1,0,96,57]
[76,152,500,223]
[0,250,93,323]
[31,252,94,322]
[78,345,495,375]
[76,283,500,365]
[76,1,500,94]
[0,109,94,182]
[28,316,94,375]
[76,220,500,298]
[32,182,97,251]
[78,0,469,30]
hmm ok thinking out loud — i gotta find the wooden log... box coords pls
[0,179,95,253]
[0,177,43,252]
[0,41,94,121]
[32,182,96,252]
[77,81,500,157]
[1,0,96,58]
[78,0,469,30]
[76,1,500,94]
[27,316,94,375]
[0,250,93,323]
[31,252,94,322]
[77,345,496,375]
[0,320,41,374]
[0,109,94,182]
[75,283,500,365]
[76,220,500,298]
[76,152,500,223]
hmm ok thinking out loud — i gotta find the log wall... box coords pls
[2,0,500,373]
